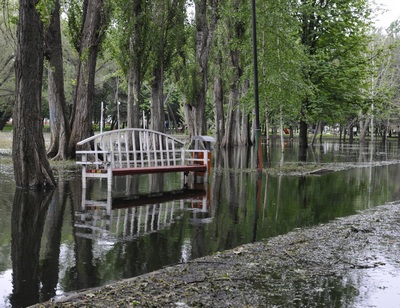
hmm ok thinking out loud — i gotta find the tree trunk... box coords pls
[213,76,224,147]
[68,0,106,157]
[265,112,270,146]
[280,107,284,154]
[349,123,354,143]
[299,119,308,149]
[359,117,370,143]
[221,29,243,146]
[127,62,141,129]
[13,0,56,188]
[311,121,320,146]
[240,108,251,145]
[150,66,165,133]
[45,0,70,160]
[221,88,241,147]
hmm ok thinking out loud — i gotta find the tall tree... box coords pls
[110,0,151,129]
[13,0,56,188]
[127,0,149,129]
[147,0,186,133]
[298,0,372,150]
[45,0,70,160]
[67,0,107,157]
[257,0,306,146]
[221,0,247,147]
[185,0,219,137]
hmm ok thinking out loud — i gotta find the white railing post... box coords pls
[82,153,87,189]
[107,152,113,190]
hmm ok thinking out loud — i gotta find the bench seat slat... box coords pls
[84,165,206,176]
[111,165,206,176]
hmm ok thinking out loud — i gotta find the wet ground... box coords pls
[32,201,400,307]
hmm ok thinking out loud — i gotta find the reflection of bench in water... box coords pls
[75,129,211,189]
[75,188,210,242]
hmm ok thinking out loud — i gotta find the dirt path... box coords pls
[31,202,400,307]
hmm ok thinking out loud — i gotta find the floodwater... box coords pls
[1,140,400,307]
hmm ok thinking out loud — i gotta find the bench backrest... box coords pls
[76,129,186,168]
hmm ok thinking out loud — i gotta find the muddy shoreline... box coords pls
[32,202,400,307]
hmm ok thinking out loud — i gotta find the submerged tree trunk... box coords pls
[299,119,308,149]
[13,0,55,188]
[45,0,70,160]
[68,0,106,157]
[240,108,251,145]
[221,88,241,147]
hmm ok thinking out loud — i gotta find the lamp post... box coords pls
[251,0,262,172]
[251,0,262,243]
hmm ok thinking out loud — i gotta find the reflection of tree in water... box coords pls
[10,189,53,308]
[39,179,68,302]
[62,236,100,291]
[62,179,101,292]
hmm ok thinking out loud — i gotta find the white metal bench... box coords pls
[76,128,211,189]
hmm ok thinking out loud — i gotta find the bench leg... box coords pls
[82,166,87,189]
[107,167,113,190]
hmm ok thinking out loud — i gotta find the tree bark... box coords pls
[299,119,308,148]
[359,117,370,143]
[127,58,141,129]
[150,65,165,133]
[299,103,308,150]
[213,75,224,147]
[240,108,250,145]
[13,0,56,188]
[68,0,106,157]
[221,89,241,147]
[45,0,70,160]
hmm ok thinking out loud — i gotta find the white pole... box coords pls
[100,101,104,134]
[117,101,121,129]
[143,110,146,129]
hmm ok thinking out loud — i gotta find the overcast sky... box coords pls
[372,0,400,29]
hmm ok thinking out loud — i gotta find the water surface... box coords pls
[1,140,400,307]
